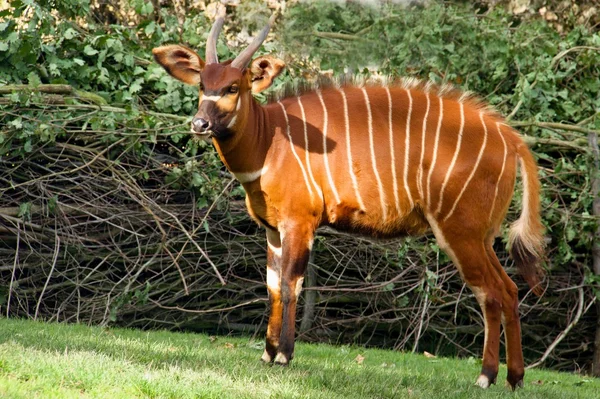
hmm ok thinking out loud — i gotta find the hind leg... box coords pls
[428,218,504,387]
[486,244,525,389]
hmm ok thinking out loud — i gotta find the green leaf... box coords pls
[23,140,32,153]
[145,21,156,36]
[63,27,78,40]
[27,71,41,87]
[0,41,8,52]
[84,45,98,56]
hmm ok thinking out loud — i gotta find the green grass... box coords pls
[0,318,597,398]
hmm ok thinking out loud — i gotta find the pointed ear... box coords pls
[249,55,285,93]
[152,45,205,85]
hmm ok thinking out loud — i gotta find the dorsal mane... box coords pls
[266,74,499,117]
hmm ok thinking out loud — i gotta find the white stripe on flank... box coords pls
[233,165,269,184]
[362,88,388,220]
[417,92,431,199]
[435,102,465,215]
[403,90,414,210]
[488,122,508,223]
[339,88,365,210]
[385,87,400,216]
[297,97,323,198]
[316,90,341,204]
[426,97,444,208]
[443,112,489,222]
[201,94,221,102]
[277,101,314,197]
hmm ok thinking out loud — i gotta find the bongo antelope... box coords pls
[152,8,544,390]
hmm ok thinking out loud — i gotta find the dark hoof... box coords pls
[506,370,525,391]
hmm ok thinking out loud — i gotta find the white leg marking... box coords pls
[277,101,314,197]
[339,88,366,211]
[232,165,269,184]
[417,92,430,199]
[362,88,388,220]
[443,111,488,222]
[488,122,508,223]
[201,94,221,102]
[317,90,341,204]
[274,353,288,364]
[294,277,304,298]
[267,228,282,257]
[385,87,401,217]
[435,102,465,215]
[261,350,272,363]
[426,97,444,208]
[472,286,491,389]
[297,97,323,199]
[476,374,491,389]
[266,267,281,292]
[403,89,414,210]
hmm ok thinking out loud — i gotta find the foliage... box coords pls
[0,0,599,374]
[2,318,600,398]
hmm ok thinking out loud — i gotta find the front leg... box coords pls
[273,223,313,365]
[262,228,283,363]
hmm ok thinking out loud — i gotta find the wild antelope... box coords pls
[152,8,544,390]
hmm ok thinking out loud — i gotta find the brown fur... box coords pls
[152,40,545,390]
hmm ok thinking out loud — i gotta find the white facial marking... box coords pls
[201,94,221,102]
[227,114,237,128]
[278,101,314,197]
[295,277,304,298]
[232,165,269,184]
[266,267,280,292]
[476,374,490,389]
[362,88,388,220]
[316,90,341,204]
[338,88,365,211]
[443,111,488,222]
[274,353,288,364]
[436,101,465,215]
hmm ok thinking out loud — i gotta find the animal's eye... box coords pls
[228,85,239,94]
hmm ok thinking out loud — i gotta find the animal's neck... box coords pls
[212,96,272,179]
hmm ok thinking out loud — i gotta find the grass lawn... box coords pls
[0,318,598,398]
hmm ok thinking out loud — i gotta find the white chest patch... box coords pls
[232,165,269,184]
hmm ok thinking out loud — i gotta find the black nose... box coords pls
[192,117,210,133]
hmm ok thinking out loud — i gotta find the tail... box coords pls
[508,144,546,296]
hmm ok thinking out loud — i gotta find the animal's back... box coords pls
[273,82,524,237]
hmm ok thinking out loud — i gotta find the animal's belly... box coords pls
[325,202,430,239]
